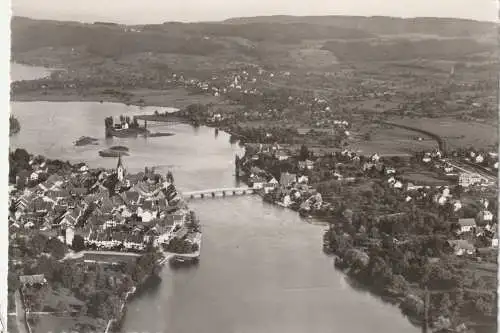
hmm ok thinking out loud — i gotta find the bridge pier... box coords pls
[201,193,204,198]
[211,192,215,198]
[222,191,226,197]
[233,191,236,195]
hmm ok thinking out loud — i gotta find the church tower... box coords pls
[117,154,125,182]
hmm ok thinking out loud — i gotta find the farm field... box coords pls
[82,251,140,264]
[400,172,452,186]
[349,123,438,156]
[29,314,106,333]
[387,116,498,150]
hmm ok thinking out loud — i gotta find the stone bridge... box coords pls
[182,187,256,200]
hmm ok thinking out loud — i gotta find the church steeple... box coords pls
[116,154,125,182]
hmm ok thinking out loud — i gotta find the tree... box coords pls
[437,293,453,317]
[13,148,30,165]
[31,233,49,255]
[166,171,174,184]
[8,271,19,292]
[473,295,494,316]
[299,144,309,161]
[72,235,86,252]
[390,274,409,295]
[45,237,67,260]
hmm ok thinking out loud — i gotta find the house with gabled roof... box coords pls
[491,229,498,248]
[20,274,47,287]
[447,240,475,256]
[60,207,83,228]
[476,210,493,225]
[275,150,290,161]
[457,218,476,234]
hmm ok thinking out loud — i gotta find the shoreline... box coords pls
[12,92,175,108]
[11,85,222,109]
[236,149,497,333]
[235,153,425,332]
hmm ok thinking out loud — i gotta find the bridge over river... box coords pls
[182,187,256,200]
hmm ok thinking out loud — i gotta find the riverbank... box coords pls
[11,86,221,109]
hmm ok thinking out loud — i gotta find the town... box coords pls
[8,149,201,332]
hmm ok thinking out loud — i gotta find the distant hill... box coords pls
[10,15,496,68]
[223,15,496,37]
[10,16,375,59]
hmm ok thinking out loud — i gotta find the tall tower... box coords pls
[117,154,125,182]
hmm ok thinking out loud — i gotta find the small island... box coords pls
[109,145,129,152]
[105,115,149,138]
[148,132,175,137]
[99,146,131,158]
[74,136,99,146]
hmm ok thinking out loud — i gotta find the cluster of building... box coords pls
[241,144,498,256]
[9,155,193,254]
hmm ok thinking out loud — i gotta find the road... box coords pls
[14,290,28,333]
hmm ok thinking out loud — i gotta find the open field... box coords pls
[349,123,438,156]
[387,116,498,150]
[28,314,106,333]
[82,251,140,264]
[400,172,452,186]
[40,287,84,312]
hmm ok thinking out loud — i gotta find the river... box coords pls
[10,63,53,82]
[10,66,419,333]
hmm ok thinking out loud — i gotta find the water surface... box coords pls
[10,63,53,82]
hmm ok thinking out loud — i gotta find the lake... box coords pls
[10,63,53,82]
